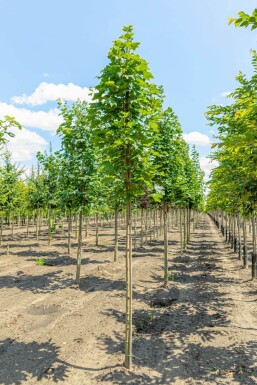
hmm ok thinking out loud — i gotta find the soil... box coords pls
[0,215,256,385]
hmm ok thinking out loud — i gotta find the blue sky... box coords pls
[0,0,256,177]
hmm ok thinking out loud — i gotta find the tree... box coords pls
[0,151,24,233]
[206,52,257,278]
[89,25,163,369]
[152,107,184,286]
[57,100,98,283]
[37,146,61,244]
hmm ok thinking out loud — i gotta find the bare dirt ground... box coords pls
[0,215,256,385]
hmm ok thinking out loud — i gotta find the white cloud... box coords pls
[183,131,211,146]
[221,91,231,97]
[0,102,62,133]
[7,126,48,162]
[200,157,218,182]
[11,82,92,106]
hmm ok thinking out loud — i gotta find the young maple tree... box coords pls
[89,25,162,369]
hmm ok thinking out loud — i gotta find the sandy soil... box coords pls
[0,215,256,385]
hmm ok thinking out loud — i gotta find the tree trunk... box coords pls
[48,206,52,245]
[11,212,14,237]
[36,206,39,241]
[183,208,186,249]
[237,214,242,260]
[140,208,144,247]
[144,209,148,244]
[251,215,256,279]
[85,216,89,238]
[68,209,72,255]
[114,207,118,261]
[0,214,3,246]
[75,215,78,239]
[95,213,99,246]
[159,208,163,236]
[75,210,83,284]
[163,203,168,287]
[149,209,152,242]
[153,209,157,239]
[26,213,29,237]
[180,208,183,253]
[187,207,190,243]
[243,219,248,268]
[124,184,132,369]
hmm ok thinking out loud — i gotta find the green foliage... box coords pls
[0,151,25,218]
[57,100,99,213]
[36,258,54,266]
[229,9,257,30]
[89,25,163,201]
[27,163,47,211]
[206,52,257,216]
[0,116,21,148]
[37,144,61,209]
[152,107,184,204]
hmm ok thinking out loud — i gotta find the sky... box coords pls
[0,0,256,179]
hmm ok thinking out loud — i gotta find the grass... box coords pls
[36,258,55,266]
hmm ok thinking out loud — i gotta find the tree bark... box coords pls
[251,215,256,279]
[68,209,72,255]
[114,207,118,261]
[243,219,248,268]
[163,203,168,287]
[75,210,83,284]
[237,214,242,260]
[124,176,132,370]
[95,213,99,246]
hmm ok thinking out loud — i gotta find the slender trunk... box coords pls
[149,209,152,242]
[68,209,72,255]
[183,208,186,249]
[225,214,228,242]
[39,210,42,234]
[48,206,52,245]
[243,219,248,268]
[187,207,190,243]
[153,209,156,239]
[95,213,99,246]
[114,207,118,262]
[159,209,163,236]
[233,216,237,252]
[75,215,78,239]
[84,216,88,237]
[26,213,29,237]
[36,206,39,241]
[237,214,242,260]
[140,208,143,247]
[11,212,14,237]
[163,203,168,287]
[17,210,20,229]
[180,208,183,253]
[76,210,83,284]
[124,180,132,370]
[144,209,148,244]
[0,214,3,246]
[251,215,256,280]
